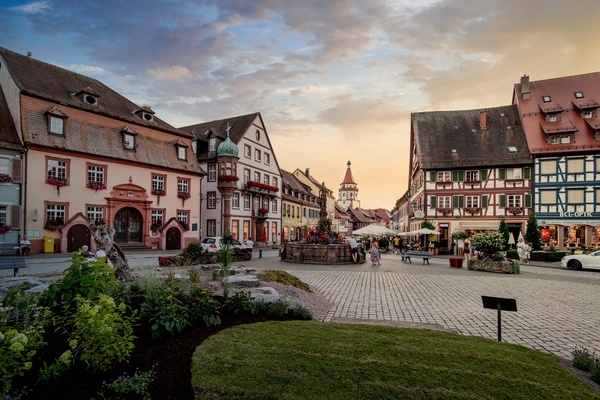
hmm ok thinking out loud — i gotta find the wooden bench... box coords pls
[404,250,434,265]
[0,257,28,277]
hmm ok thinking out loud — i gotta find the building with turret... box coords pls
[338,160,359,211]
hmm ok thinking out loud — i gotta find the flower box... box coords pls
[506,206,523,215]
[44,218,64,231]
[151,189,166,196]
[150,221,162,232]
[87,181,106,191]
[436,207,453,216]
[258,208,269,214]
[0,173,12,183]
[246,181,279,192]
[47,177,68,186]
[463,207,481,215]
[217,175,239,182]
[177,192,191,200]
[0,225,12,234]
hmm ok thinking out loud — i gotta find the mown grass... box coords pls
[192,321,599,400]
[257,270,312,292]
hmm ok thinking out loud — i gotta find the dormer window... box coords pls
[583,110,593,119]
[134,106,155,123]
[508,146,517,153]
[542,96,552,103]
[46,107,68,136]
[574,91,584,99]
[121,127,138,150]
[75,87,100,106]
[547,114,558,122]
[175,140,188,160]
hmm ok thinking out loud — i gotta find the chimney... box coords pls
[520,75,530,100]
[305,168,310,177]
[479,110,488,131]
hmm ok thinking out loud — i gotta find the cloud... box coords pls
[10,1,49,14]
[148,65,192,81]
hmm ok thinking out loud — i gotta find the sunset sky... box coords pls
[2,0,600,209]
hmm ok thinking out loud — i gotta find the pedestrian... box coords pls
[80,245,96,261]
[463,240,471,260]
[516,237,525,262]
[245,237,254,251]
[348,236,359,263]
[370,237,380,266]
[393,236,401,254]
[522,241,532,264]
[19,235,31,256]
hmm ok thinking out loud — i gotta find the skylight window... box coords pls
[542,96,552,103]
[508,146,517,153]
[574,91,584,98]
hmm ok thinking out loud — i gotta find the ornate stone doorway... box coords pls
[114,207,143,243]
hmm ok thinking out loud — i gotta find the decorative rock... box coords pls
[224,274,260,287]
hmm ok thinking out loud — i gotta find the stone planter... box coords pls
[468,259,515,273]
[449,257,464,268]
[280,243,365,264]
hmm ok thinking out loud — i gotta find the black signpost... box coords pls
[481,296,517,342]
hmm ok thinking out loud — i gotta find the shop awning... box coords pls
[460,222,499,230]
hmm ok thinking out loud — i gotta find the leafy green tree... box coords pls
[498,218,510,250]
[525,213,542,250]
[421,220,436,230]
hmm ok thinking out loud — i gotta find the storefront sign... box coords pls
[559,211,597,218]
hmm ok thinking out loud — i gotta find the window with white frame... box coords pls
[207,219,216,236]
[263,174,270,185]
[271,198,277,213]
[465,196,479,208]
[568,158,584,173]
[438,196,451,208]
[540,190,556,204]
[177,211,189,229]
[437,171,451,182]
[123,133,135,149]
[561,136,571,144]
[540,160,557,174]
[547,114,558,122]
[255,149,261,162]
[207,192,217,209]
[244,169,250,183]
[87,165,105,185]
[177,146,186,160]
[265,153,270,165]
[253,196,260,210]
[0,157,10,176]
[86,206,104,223]
[243,194,250,210]
[507,195,522,207]
[244,145,251,158]
[568,188,584,204]
[0,205,8,225]
[506,168,522,180]
[208,165,216,182]
[465,170,479,181]
[49,115,65,135]
[583,110,593,118]
[549,136,560,145]
[46,204,65,223]
[254,171,260,182]
[263,198,269,209]
[178,178,189,194]
[272,177,278,188]
[232,192,240,209]
[47,159,67,180]
[151,209,164,224]
[151,174,165,192]
[596,157,600,172]
[209,138,216,152]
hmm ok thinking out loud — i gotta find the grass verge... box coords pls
[192,321,600,399]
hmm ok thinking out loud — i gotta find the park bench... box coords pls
[404,250,434,265]
[0,257,28,277]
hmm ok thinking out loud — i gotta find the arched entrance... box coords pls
[67,224,91,252]
[166,227,181,250]
[114,207,143,243]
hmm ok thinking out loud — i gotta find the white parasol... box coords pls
[352,224,397,236]
[508,232,515,245]
[410,228,441,235]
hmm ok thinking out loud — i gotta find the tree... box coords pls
[525,213,542,250]
[421,220,436,230]
[498,218,510,250]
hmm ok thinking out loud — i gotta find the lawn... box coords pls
[193,321,600,400]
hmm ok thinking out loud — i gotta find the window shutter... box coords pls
[459,196,464,208]
[430,171,436,183]
[481,169,488,181]
[453,196,464,208]
[452,170,459,182]
[430,196,437,209]
[499,168,506,180]
[481,195,488,208]
[525,194,532,208]
[11,205,20,228]
[459,171,465,181]
[11,158,22,183]
[499,195,506,208]
[523,167,531,180]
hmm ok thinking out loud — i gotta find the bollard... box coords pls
[259,248,262,258]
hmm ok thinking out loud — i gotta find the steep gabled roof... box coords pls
[0,84,21,151]
[513,72,600,154]
[179,112,260,144]
[412,105,531,170]
[0,47,187,137]
[341,160,356,185]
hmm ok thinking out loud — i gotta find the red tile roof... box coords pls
[341,160,356,185]
[513,72,600,154]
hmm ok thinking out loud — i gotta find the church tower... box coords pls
[338,160,359,211]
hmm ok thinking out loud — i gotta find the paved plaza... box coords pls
[4,249,600,360]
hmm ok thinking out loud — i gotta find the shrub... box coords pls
[590,360,600,384]
[185,287,221,327]
[59,294,137,372]
[257,270,312,292]
[266,297,292,318]
[530,251,568,262]
[506,249,519,260]
[222,291,260,315]
[469,231,505,260]
[40,254,116,307]
[290,306,313,320]
[99,364,157,400]
[572,346,596,372]
[140,284,191,339]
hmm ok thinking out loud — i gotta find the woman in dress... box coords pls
[463,240,471,260]
[516,237,525,262]
[370,237,380,266]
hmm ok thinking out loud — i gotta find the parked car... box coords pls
[201,237,248,253]
[561,250,600,270]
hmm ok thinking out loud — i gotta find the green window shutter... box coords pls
[430,171,437,183]
[481,195,488,208]
[460,196,464,208]
[481,169,488,181]
[453,196,464,208]
[525,194,532,208]
[452,196,459,208]
[430,196,437,209]
[523,167,531,180]
[499,195,506,208]
[452,170,459,182]
[499,168,506,180]
[459,171,465,181]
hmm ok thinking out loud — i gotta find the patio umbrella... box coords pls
[410,228,441,235]
[518,231,524,242]
[508,232,515,245]
[352,224,397,236]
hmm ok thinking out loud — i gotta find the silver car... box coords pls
[201,237,248,253]
[561,250,600,271]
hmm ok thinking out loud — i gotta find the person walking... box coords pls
[393,236,401,254]
[348,236,359,263]
[245,237,254,251]
[370,237,380,266]
[463,240,471,260]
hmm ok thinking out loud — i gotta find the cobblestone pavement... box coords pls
[4,249,600,360]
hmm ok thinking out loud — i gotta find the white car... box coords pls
[201,237,248,253]
[561,250,600,271]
